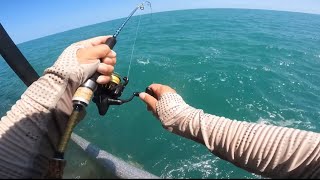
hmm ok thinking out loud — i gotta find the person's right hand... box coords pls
[76,36,116,84]
[139,83,176,117]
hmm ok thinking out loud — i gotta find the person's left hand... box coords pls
[76,36,117,84]
[139,83,177,118]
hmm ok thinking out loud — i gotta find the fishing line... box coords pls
[127,14,142,78]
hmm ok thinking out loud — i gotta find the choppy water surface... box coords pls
[1,9,320,178]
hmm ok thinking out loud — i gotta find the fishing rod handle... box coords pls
[89,37,117,81]
[106,36,117,49]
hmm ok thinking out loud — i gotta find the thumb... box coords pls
[139,92,157,113]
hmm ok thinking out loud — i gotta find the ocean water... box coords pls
[1,9,320,179]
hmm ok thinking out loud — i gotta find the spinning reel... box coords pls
[92,73,140,116]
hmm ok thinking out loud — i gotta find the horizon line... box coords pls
[16,8,320,45]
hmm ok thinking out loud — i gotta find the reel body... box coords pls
[93,73,138,116]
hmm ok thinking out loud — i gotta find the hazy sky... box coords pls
[1,0,320,44]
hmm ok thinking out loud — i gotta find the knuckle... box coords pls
[104,44,111,51]
[112,58,117,65]
[109,66,114,72]
[102,45,111,55]
[103,65,114,75]
[106,75,112,82]
[110,50,117,58]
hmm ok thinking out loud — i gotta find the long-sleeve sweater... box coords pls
[0,43,98,178]
[156,93,320,178]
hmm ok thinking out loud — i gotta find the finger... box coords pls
[97,63,114,76]
[77,36,112,47]
[97,75,111,84]
[139,92,157,113]
[148,84,176,97]
[77,44,111,61]
[101,57,117,66]
[89,36,112,46]
[88,36,112,46]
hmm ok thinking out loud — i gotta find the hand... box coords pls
[76,36,116,84]
[139,84,176,117]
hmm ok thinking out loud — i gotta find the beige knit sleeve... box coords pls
[156,93,320,179]
[0,44,99,178]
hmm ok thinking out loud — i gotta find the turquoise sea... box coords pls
[1,9,320,179]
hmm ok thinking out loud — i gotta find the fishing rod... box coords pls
[0,24,40,86]
[46,1,152,178]
[74,1,151,116]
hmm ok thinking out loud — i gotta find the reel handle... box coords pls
[145,87,156,98]
[89,37,117,82]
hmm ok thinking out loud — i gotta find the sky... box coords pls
[1,0,320,44]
